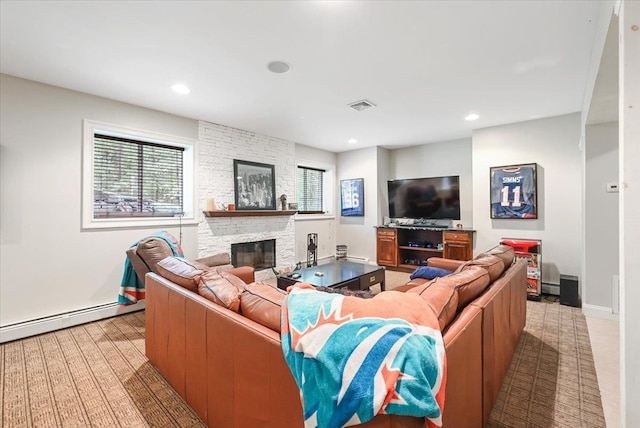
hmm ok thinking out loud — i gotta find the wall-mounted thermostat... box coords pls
[606,183,619,193]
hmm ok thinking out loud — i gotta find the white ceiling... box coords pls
[1,1,603,153]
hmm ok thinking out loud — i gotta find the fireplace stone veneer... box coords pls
[197,121,296,281]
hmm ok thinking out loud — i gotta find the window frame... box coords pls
[294,160,335,220]
[82,119,198,230]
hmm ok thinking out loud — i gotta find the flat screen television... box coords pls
[388,176,460,220]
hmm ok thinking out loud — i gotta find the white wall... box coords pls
[472,114,582,285]
[584,121,619,310]
[387,138,473,229]
[294,144,337,264]
[376,146,390,226]
[337,146,380,262]
[0,74,199,326]
[620,0,640,424]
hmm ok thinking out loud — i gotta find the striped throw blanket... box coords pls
[281,283,447,428]
[118,231,183,305]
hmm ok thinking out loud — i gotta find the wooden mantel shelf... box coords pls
[203,210,297,218]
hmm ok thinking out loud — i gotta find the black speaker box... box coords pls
[559,274,580,307]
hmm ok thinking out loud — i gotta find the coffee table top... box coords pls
[287,261,383,288]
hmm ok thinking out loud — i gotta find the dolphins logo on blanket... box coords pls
[281,284,447,428]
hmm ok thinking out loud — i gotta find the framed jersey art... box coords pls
[490,163,538,219]
[340,178,364,217]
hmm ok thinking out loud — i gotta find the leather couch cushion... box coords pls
[481,245,515,269]
[448,266,491,310]
[391,284,419,293]
[240,282,287,332]
[209,264,236,274]
[198,271,246,312]
[407,279,458,330]
[457,255,505,283]
[156,256,205,292]
[136,238,173,274]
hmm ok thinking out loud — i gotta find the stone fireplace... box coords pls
[231,239,276,271]
[197,121,296,281]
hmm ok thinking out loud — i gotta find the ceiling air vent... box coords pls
[348,99,376,112]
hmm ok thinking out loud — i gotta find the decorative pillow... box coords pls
[457,254,505,282]
[156,256,204,292]
[441,266,491,310]
[198,271,246,313]
[409,266,453,281]
[407,279,458,330]
[240,282,287,332]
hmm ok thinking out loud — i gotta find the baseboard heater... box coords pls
[346,255,371,263]
[298,255,371,265]
[541,282,560,296]
[0,301,145,344]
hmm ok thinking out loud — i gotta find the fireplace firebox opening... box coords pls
[231,239,276,271]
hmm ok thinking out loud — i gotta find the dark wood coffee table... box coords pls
[277,261,385,292]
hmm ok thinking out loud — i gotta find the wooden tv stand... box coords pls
[376,226,475,271]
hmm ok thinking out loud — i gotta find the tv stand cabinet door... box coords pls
[376,228,398,267]
[443,231,473,261]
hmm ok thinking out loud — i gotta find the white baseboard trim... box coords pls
[0,301,145,343]
[582,303,620,321]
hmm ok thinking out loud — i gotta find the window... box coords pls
[93,134,184,218]
[297,165,325,214]
[83,120,196,229]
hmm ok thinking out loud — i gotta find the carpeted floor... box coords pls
[1,271,605,427]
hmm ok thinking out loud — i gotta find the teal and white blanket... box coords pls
[281,284,447,428]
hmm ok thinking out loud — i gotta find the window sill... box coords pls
[82,216,198,230]
[203,210,297,217]
[294,213,335,221]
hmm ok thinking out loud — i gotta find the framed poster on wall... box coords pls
[233,159,276,210]
[340,178,364,216]
[490,163,538,219]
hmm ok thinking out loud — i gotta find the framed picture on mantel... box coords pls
[233,159,276,210]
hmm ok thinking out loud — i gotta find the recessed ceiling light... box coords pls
[465,113,480,121]
[267,61,292,74]
[171,83,190,95]
[348,138,358,144]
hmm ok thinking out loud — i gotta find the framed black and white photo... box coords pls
[234,160,276,210]
[490,163,538,219]
[340,178,364,217]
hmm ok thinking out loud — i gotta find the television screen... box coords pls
[388,176,460,220]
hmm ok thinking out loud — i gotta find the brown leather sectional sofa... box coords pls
[145,244,527,427]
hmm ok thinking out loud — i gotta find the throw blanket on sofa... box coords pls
[118,231,184,306]
[281,284,447,428]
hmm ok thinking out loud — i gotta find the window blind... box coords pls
[297,166,324,213]
[93,134,184,218]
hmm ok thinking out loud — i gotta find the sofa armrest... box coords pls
[427,257,465,272]
[226,266,255,284]
[126,247,150,283]
[195,252,231,267]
